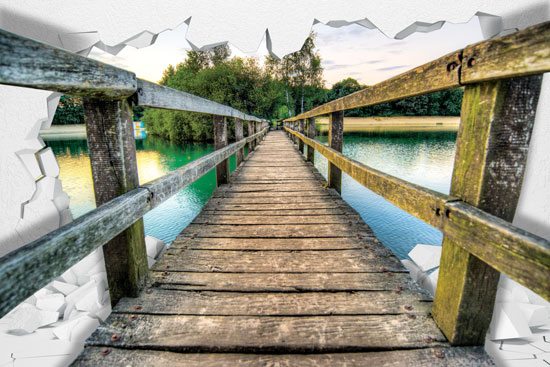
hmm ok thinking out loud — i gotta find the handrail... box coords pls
[284,21,550,122]
[285,127,550,300]
[0,28,267,122]
[0,128,268,317]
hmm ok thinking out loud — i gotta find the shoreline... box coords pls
[315,116,459,133]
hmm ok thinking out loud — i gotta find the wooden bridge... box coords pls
[0,21,549,366]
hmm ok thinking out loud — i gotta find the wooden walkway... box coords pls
[73,131,493,366]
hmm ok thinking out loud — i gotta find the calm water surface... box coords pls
[45,130,456,258]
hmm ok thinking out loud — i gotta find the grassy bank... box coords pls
[315,116,459,134]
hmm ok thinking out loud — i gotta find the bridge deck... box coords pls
[73,131,493,366]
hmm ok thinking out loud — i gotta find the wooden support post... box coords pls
[248,121,255,152]
[83,98,148,305]
[235,118,244,166]
[213,115,229,186]
[298,119,305,154]
[307,117,316,163]
[328,111,344,193]
[255,121,261,146]
[433,75,543,345]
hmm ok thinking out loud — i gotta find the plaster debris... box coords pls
[407,244,441,272]
[35,293,65,313]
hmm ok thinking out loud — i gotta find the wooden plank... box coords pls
[170,237,373,251]
[285,50,461,121]
[285,128,450,228]
[150,271,423,292]
[181,223,369,238]
[203,203,349,211]
[208,197,339,205]
[217,183,325,192]
[114,290,432,315]
[0,130,268,318]
[0,29,136,98]
[74,347,495,367]
[191,214,361,225]
[153,250,404,273]
[328,111,344,193]
[136,79,262,121]
[212,191,333,198]
[433,76,544,344]
[462,21,550,84]
[200,208,350,216]
[85,314,446,352]
[83,98,148,304]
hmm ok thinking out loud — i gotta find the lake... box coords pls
[44,129,457,259]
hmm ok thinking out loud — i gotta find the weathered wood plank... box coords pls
[235,118,245,166]
[181,223,370,238]
[73,347,495,367]
[207,197,339,206]
[200,208,350,216]
[83,98,148,304]
[434,76,544,344]
[153,250,404,273]
[149,271,424,292]
[136,79,263,121]
[114,290,432,315]
[285,50,461,121]
[86,314,446,352]
[192,214,361,225]
[203,203,347,211]
[307,116,316,163]
[0,29,136,97]
[462,21,550,84]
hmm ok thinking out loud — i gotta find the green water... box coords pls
[46,130,456,258]
[45,136,240,245]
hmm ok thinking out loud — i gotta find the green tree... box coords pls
[266,33,325,116]
[52,96,85,125]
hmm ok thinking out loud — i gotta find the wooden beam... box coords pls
[0,128,268,318]
[433,75,544,345]
[0,29,136,98]
[307,117,316,163]
[461,21,550,84]
[248,121,255,152]
[136,80,262,122]
[235,118,244,166]
[328,111,344,193]
[284,126,550,301]
[285,50,461,121]
[83,98,148,304]
[214,115,229,186]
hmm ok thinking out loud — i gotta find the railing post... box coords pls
[328,111,344,193]
[213,115,229,186]
[298,119,305,154]
[247,121,255,152]
[235,118,244,166]
[306,117,316,163]
[83,98,148,305]
[433,75,543,345]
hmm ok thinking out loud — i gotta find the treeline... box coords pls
[326,78,463,117]
[52,34,463,141]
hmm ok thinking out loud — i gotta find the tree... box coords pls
[265,33,325,116]
[52,96,85,125]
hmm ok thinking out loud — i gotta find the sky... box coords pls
[89,17,484,87]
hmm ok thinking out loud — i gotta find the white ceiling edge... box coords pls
[0,0,548,59]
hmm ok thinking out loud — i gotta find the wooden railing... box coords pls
[284,21,550,345]
[0,28,269,317]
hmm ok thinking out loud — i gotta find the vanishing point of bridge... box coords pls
[1,21,549,367]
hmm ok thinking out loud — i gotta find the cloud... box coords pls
[376,65,410,71]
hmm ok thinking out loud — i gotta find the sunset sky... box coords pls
[89,17,484,87]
